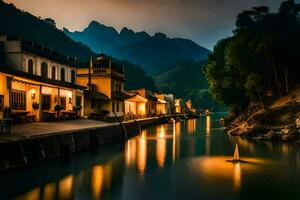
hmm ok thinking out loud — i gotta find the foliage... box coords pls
[204,0,300,112]
[54,105,64,112]
[32,102,40,110]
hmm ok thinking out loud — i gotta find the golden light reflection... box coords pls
[137,136,147,172]
[156,125,166,167]
[43,183,56,200]
[58,175,74,200]
[187,119,196,134]
[125,139,137,166]
[15,188,40,200]
[172,122,176,162]
[206,115,211,135]
[233,163,241,191]
[92,165,104,200]
[195,156,265,191]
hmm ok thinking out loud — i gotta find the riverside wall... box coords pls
[0,117,169,172]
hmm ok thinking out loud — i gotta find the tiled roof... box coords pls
[84,90,110,101]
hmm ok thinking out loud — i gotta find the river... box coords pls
[1,114,300,200]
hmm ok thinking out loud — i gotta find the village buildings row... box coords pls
[0,35,196,123]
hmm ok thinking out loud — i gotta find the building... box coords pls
[0,35,85,122]
[129,88,158,117]
[154,93,175,115]
[154,94,168,115]
[124,91,148,120]
[76,54,126,121]
[175,98,185,114]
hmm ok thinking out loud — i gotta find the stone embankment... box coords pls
[0,116,174,172]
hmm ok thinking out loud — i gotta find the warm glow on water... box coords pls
[58,175,74,200]
[3,115,300,200]
[92,166,104,199]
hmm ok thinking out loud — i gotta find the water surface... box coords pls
[1,115,300,200]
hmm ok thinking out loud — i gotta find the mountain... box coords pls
[0,1,94,61]
[64,21,211,75]
[155,61,224,111]
[0,1,156,90]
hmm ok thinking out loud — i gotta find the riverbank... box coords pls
[0,115,187,172]
[227,86,300,143]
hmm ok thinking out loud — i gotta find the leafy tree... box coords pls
[204,0,300,113]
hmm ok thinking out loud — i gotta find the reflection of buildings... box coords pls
[156,125,167,167]
[125,135,147,173]
[186,119,196,134]
[206,115,211,135]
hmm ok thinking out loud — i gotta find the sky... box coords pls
[4,0,286,50]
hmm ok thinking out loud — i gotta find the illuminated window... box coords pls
[41,62,48,78]
[11,90,26,110]
[28,59,34,75]
[41,94,51,110]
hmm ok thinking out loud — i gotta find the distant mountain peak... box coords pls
[153,32,167,40]
[120,27,134,35]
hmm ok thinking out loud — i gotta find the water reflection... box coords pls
[5,117,300,200]
[92,166,104,199]
[206,115,211,135]
[156,125,167,167]
[16,188,40,200]
[58,175,73,200]
[137,135,147,172]
[187,119,196,134]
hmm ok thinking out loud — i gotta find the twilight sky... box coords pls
[5,0,286,50]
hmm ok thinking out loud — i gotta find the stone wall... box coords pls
[0,117,165,172]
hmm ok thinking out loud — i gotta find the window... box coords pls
[116,102,119,112]
[71,70,76,84]
[28,59,34,75]
[118,84,122,91]
[11,90,26,110]
[51,66,56,80]
[41,94,51,110]
[60,68,65,82]
[0,95,4,111]
[76,95,82,107]
[41,62,48,78]
[112,102,115,112]
[60,97,66,110]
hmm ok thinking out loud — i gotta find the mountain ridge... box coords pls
[64,21,211,75]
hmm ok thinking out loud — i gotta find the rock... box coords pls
[263,130,274,140]
[296,118,300,128]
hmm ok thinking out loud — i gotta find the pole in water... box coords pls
[233,144,240,162]
[113,111,128,140]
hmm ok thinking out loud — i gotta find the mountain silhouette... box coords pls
[65,21,211,75]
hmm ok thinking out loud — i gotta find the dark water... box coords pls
[1,114,300,200]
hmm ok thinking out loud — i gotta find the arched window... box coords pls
[60,68,65,82]
[28,59,34,75]
[71,70,76,84]
[51,66,56,80]
[41,62,48,78]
